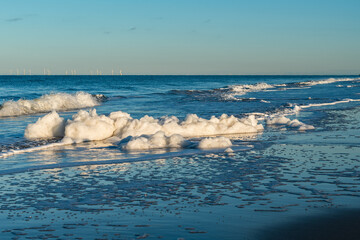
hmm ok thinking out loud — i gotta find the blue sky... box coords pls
[1,0,359,75]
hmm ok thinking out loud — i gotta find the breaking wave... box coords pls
[227,82,275,95]
[0,92,104,117]
[170,77,360,102]
[298,77,360,86]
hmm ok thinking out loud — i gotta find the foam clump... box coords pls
[288,119,315,131]
[198,137,232,149]
[65,109,115,141]
[0,92,100,117]
[225,147,234,153]
[122,131,187,150]
[266,116,291,125]
[114,113,263,139]
[25,111,65,139]
[266,116,314,131]
[24,110,264,145]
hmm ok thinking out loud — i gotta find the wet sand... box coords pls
[0,108,359,239]
[258,209,360,240]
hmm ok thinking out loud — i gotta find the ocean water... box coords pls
[1,75,360,239]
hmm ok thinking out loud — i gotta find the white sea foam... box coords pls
[0,92,101,117]
[122,131,188,150]
[24,109,264,147]
[224,147,234,153]
[220,82,277,101]
[109,111,264,140]
[266,116,292,125]
[198,137,232,149]
[65,109,115,141]
[228,83,274,95]
[25,111,66,139]
[266,116,314,131]
[299,99,360,109]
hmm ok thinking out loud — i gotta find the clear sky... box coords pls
[1,0,359,75]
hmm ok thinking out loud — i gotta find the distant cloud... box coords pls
[4,14,36,23]
[5,17,23,22]
[203,19,211,23]
[104,31,111,34]
[128,26,136,31]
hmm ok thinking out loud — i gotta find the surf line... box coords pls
[0,146,251,176]
[299,99,360,109]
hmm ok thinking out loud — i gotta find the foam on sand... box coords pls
[23,109,264,151]
[198,137,232,149]
[122,131,188,150]
[266,116,315,131]
[25,111,66,139]
[0,92,101,117]
[65,109,115,141]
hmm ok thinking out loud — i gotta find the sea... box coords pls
[0,75,360,239]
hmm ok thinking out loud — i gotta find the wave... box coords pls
[168,83,275,102]
[170,77,360,102]
[166,77,360,104]
[227,82,275,95]
[298,77,360,86]
[227,77,360,93]
[264,98,360,130]
[0,92,104,117]
[299,98,360,108]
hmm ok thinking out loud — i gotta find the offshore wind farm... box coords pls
[5,68,124,76]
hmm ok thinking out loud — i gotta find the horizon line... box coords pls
[0,74,358,76]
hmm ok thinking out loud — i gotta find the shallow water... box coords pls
[0,75,360,239]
